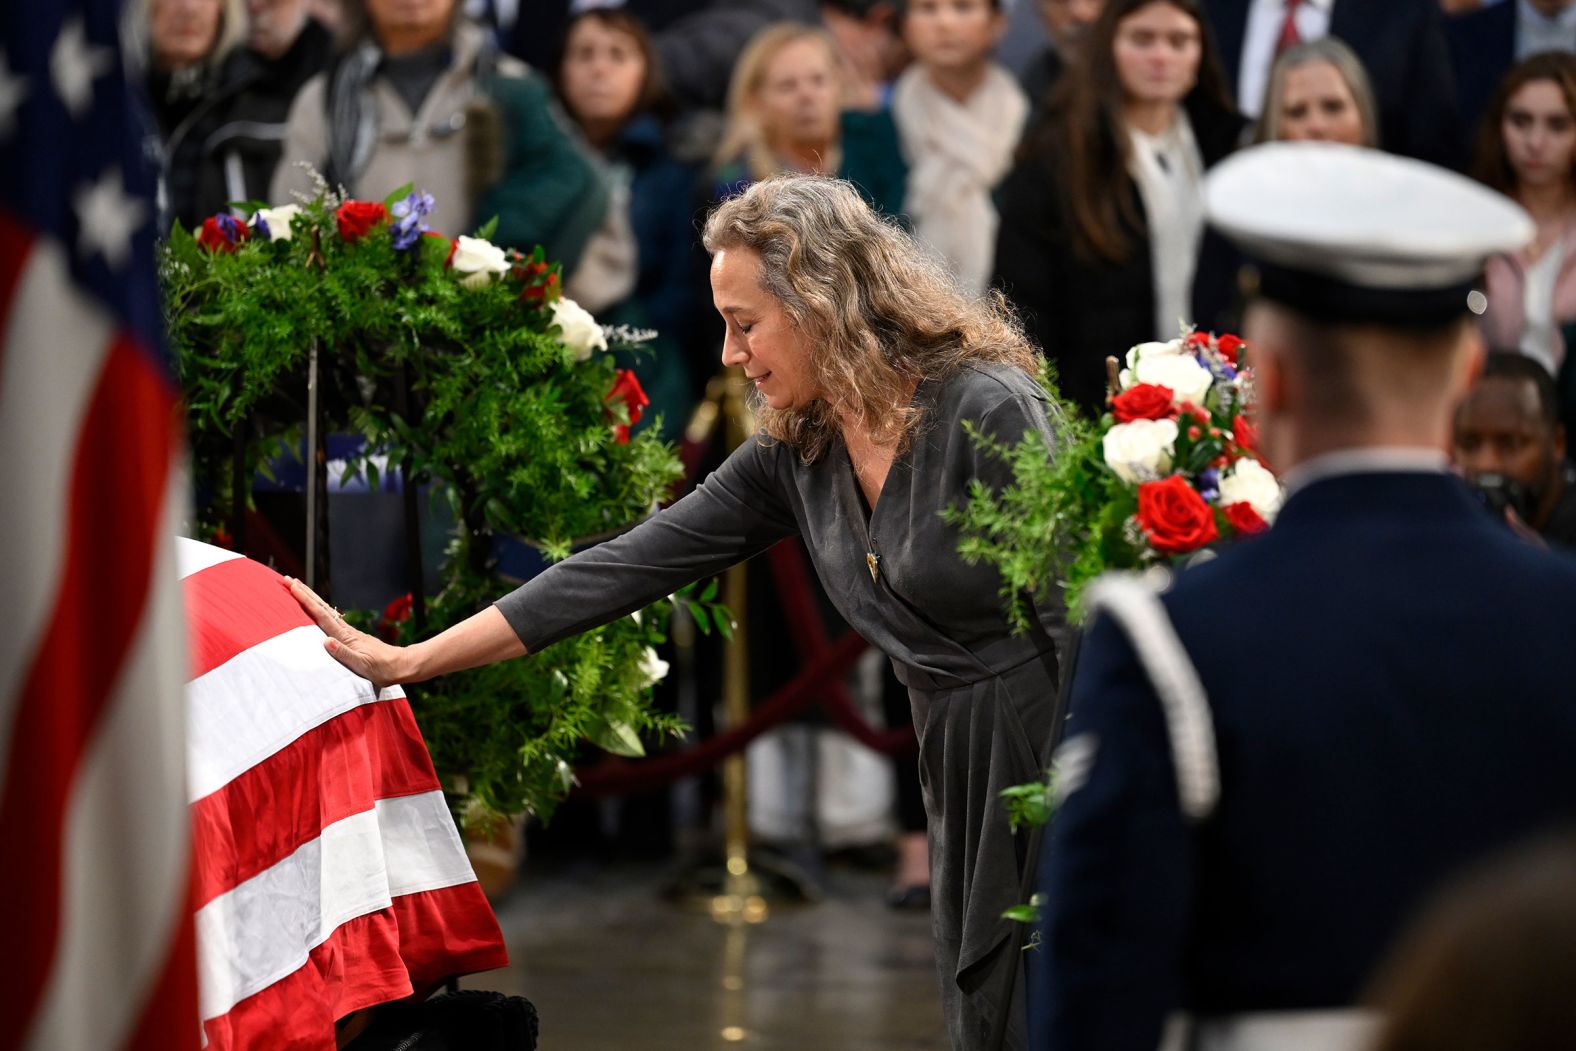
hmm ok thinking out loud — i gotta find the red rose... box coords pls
[1111,383,1175,423]
[377,592,414,642]
[335,200,389,243]
[1136,474,1220,555]
[1233,414,1259,454]
[1185,331,1212,349]
[606,369,650,444]
[197,214,249,253]
[1223,501,1268,535]
[1216,334,1245,366]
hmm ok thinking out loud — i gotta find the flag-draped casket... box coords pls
[179,539,507,1049]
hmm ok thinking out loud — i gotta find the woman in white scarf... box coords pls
[893,0,1028,295]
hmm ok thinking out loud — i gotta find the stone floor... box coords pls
[480,860,949,1051]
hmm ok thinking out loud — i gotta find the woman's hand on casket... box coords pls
[287,576,413,690]
[287,576,529,689]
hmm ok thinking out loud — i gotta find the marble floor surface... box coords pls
[479,861,950,1051]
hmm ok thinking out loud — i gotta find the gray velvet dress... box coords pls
[495,361,1066,1050]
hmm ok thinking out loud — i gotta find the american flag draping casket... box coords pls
[178,538,508,1050]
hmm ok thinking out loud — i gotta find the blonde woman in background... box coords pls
[1253,37,1380,147]
[711,23,907,216]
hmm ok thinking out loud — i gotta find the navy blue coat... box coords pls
[1030,470,1576,1050]
[1446,2,1517,165]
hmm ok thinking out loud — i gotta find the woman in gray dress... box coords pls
[290,173,1066,1050]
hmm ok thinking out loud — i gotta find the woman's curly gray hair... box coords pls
[703,174,1036,462]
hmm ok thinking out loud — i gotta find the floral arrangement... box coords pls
[953,328,1284,928]
[161,181,704,824]
[952,329,1283,626]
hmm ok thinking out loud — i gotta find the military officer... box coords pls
[1029,143,1576,1050]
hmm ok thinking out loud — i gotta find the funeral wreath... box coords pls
[161,180,718,825]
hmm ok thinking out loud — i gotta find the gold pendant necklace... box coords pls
[866,549,880,583]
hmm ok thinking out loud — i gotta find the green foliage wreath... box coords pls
[161,182,705,824]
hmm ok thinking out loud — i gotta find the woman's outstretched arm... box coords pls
[290,435,800,687]
[290,577,526,689]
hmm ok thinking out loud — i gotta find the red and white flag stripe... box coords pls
[179,540,508,1050]
[0,222,199,1050]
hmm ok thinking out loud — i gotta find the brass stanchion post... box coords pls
[667,367,817,916]
[711,368,767,925]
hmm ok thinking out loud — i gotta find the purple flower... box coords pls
[1199,467,1221,503]
[251,215,271,241]
[391,190,435,251]
[216,213,244,243]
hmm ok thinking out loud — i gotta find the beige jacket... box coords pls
[271,23,502,240]
[269,23,634,309]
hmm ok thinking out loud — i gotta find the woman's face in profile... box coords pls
[1502,79,1576,192]
[1277,60,1365,146]
[1112,1,1201,110]
[711,246,820,411]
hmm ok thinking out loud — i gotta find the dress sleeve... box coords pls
[494,437,800,652]
[1030,616,1193,1051]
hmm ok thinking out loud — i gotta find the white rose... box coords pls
[253,204,301,242]
[1127,353,1213,405]
[450,235,510,289]
[637,646,670,687]
[1124,339,1185,371]
[550,297,608,360]
[1219,457,1283,521]
[1102,418,1178,483]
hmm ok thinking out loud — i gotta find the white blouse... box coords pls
[1521,239,1564,375]
[1128,113,1206,343]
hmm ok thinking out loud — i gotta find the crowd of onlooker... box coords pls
[136,1,1576,1021]
[137,0,1576,548]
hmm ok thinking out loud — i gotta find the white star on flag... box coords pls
[51,18,113,118]
[0,53,26,140]
[74,167,145,270]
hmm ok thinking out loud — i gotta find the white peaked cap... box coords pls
[1204,143,1535,324]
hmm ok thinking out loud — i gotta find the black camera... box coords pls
[1468,472,1535,523]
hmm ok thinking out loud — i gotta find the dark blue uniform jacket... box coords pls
[1031,470,1576,1050]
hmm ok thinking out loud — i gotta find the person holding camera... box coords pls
[1453,350,1576,548]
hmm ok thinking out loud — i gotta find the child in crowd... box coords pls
[893,0,1028,294]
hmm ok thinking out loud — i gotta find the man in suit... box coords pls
[1020,0,1104,112]
[1204,0,1459,166]
[1029,143,1576,1050]
[1448,0,1576,161]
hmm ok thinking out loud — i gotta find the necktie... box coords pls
[1275,0,1304,55]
